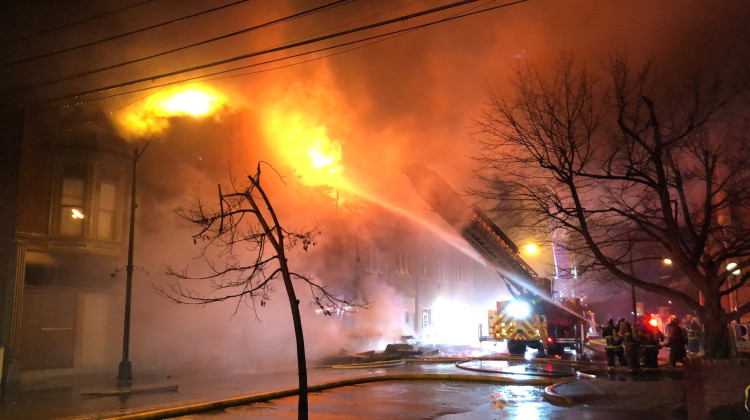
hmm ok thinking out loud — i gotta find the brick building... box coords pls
[0,108,130,383]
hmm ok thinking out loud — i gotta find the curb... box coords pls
[542,380,578,406]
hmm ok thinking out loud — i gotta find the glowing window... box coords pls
[59,178,85,236]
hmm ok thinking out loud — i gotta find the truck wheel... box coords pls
[547,344,563,356]
[507,340,526,356]
[527,340,544,351]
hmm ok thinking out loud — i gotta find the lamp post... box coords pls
[626,231,638,333]
[117,141,149,384]
[727,262,741,314]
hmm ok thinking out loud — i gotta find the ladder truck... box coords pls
[403,163,588,356]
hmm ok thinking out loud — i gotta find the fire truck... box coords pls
[403,163,589,357]
[485,292,587,356]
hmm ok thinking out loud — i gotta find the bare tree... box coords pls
[473,54,750,358]
[159,163,358,419]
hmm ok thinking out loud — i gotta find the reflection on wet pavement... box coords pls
[191,381,558,420]
[456,359,579,378]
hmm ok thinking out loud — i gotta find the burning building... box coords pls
[0,96,507,382]
[1,0,747,383]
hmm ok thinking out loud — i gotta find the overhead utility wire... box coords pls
[4,0,252,67]
[85,20,428,106]
[1,0,352,96]
[195,0,523,82]
[163,0,501,87]
[40,0,500,102]
[56,0,528,107]
[0,0,158,46]
[63,0,424,107]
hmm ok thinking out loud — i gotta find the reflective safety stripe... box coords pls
[493,308,542,339]
[606,345,623,349]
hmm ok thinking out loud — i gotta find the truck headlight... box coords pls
[506,301,532,318]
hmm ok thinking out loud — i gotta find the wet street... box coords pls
[175,377,683,420]
[167,358,684,420]
[189,380,565,420]
[0,348,687,420]
[0,357,568,419]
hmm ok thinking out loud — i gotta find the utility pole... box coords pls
[117,141,149,385]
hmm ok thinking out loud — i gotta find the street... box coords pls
[171,369,684,420]
[0,344,689,419]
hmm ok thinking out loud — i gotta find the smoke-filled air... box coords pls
[2,0,748,376]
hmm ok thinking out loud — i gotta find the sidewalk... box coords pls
[1,367,355,420]
[548,340,688,413]
[544,369,686,412]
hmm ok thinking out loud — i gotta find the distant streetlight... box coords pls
[727,262,741,276]
[524,243,538,254]
[663,258,672,265]
[117,141,149,384]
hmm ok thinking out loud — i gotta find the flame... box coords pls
[164,90,215,116]
[115,85,225,138]
[261,106,345,191]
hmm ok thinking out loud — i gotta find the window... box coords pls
[438,260,448,281]
[367,245,382,271]
[59,177,85,236]
[396,253,411,275]
[52,160,124,244]
[97,181,117,239]
[457,265,465,283]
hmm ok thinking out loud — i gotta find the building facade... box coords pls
[1,108,130,382]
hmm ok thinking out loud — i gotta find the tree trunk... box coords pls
[282,272,309,419]
[700,297,731,359]
[248,173,309,419]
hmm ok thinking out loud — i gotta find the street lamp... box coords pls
[113,86,219,384]
[117,141,149,384]
[726,262,741,313]
[112,86,223,384]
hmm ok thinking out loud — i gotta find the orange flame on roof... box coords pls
[261,105,346,191]
[114,85,226,138]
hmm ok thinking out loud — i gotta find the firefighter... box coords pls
[601,319,626,370]
[665,316,687,367]
[686,316,702,356]
[619,320,640,373]
[639,316,664,370]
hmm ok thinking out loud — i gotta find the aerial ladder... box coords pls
[403,163,588,356]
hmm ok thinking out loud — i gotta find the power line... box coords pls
[28,0,495,100]
[54,0,528,108]
[0,0,158,46]
[1,0,352,96]
[4,0,253,67]
[62,1,432,108]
